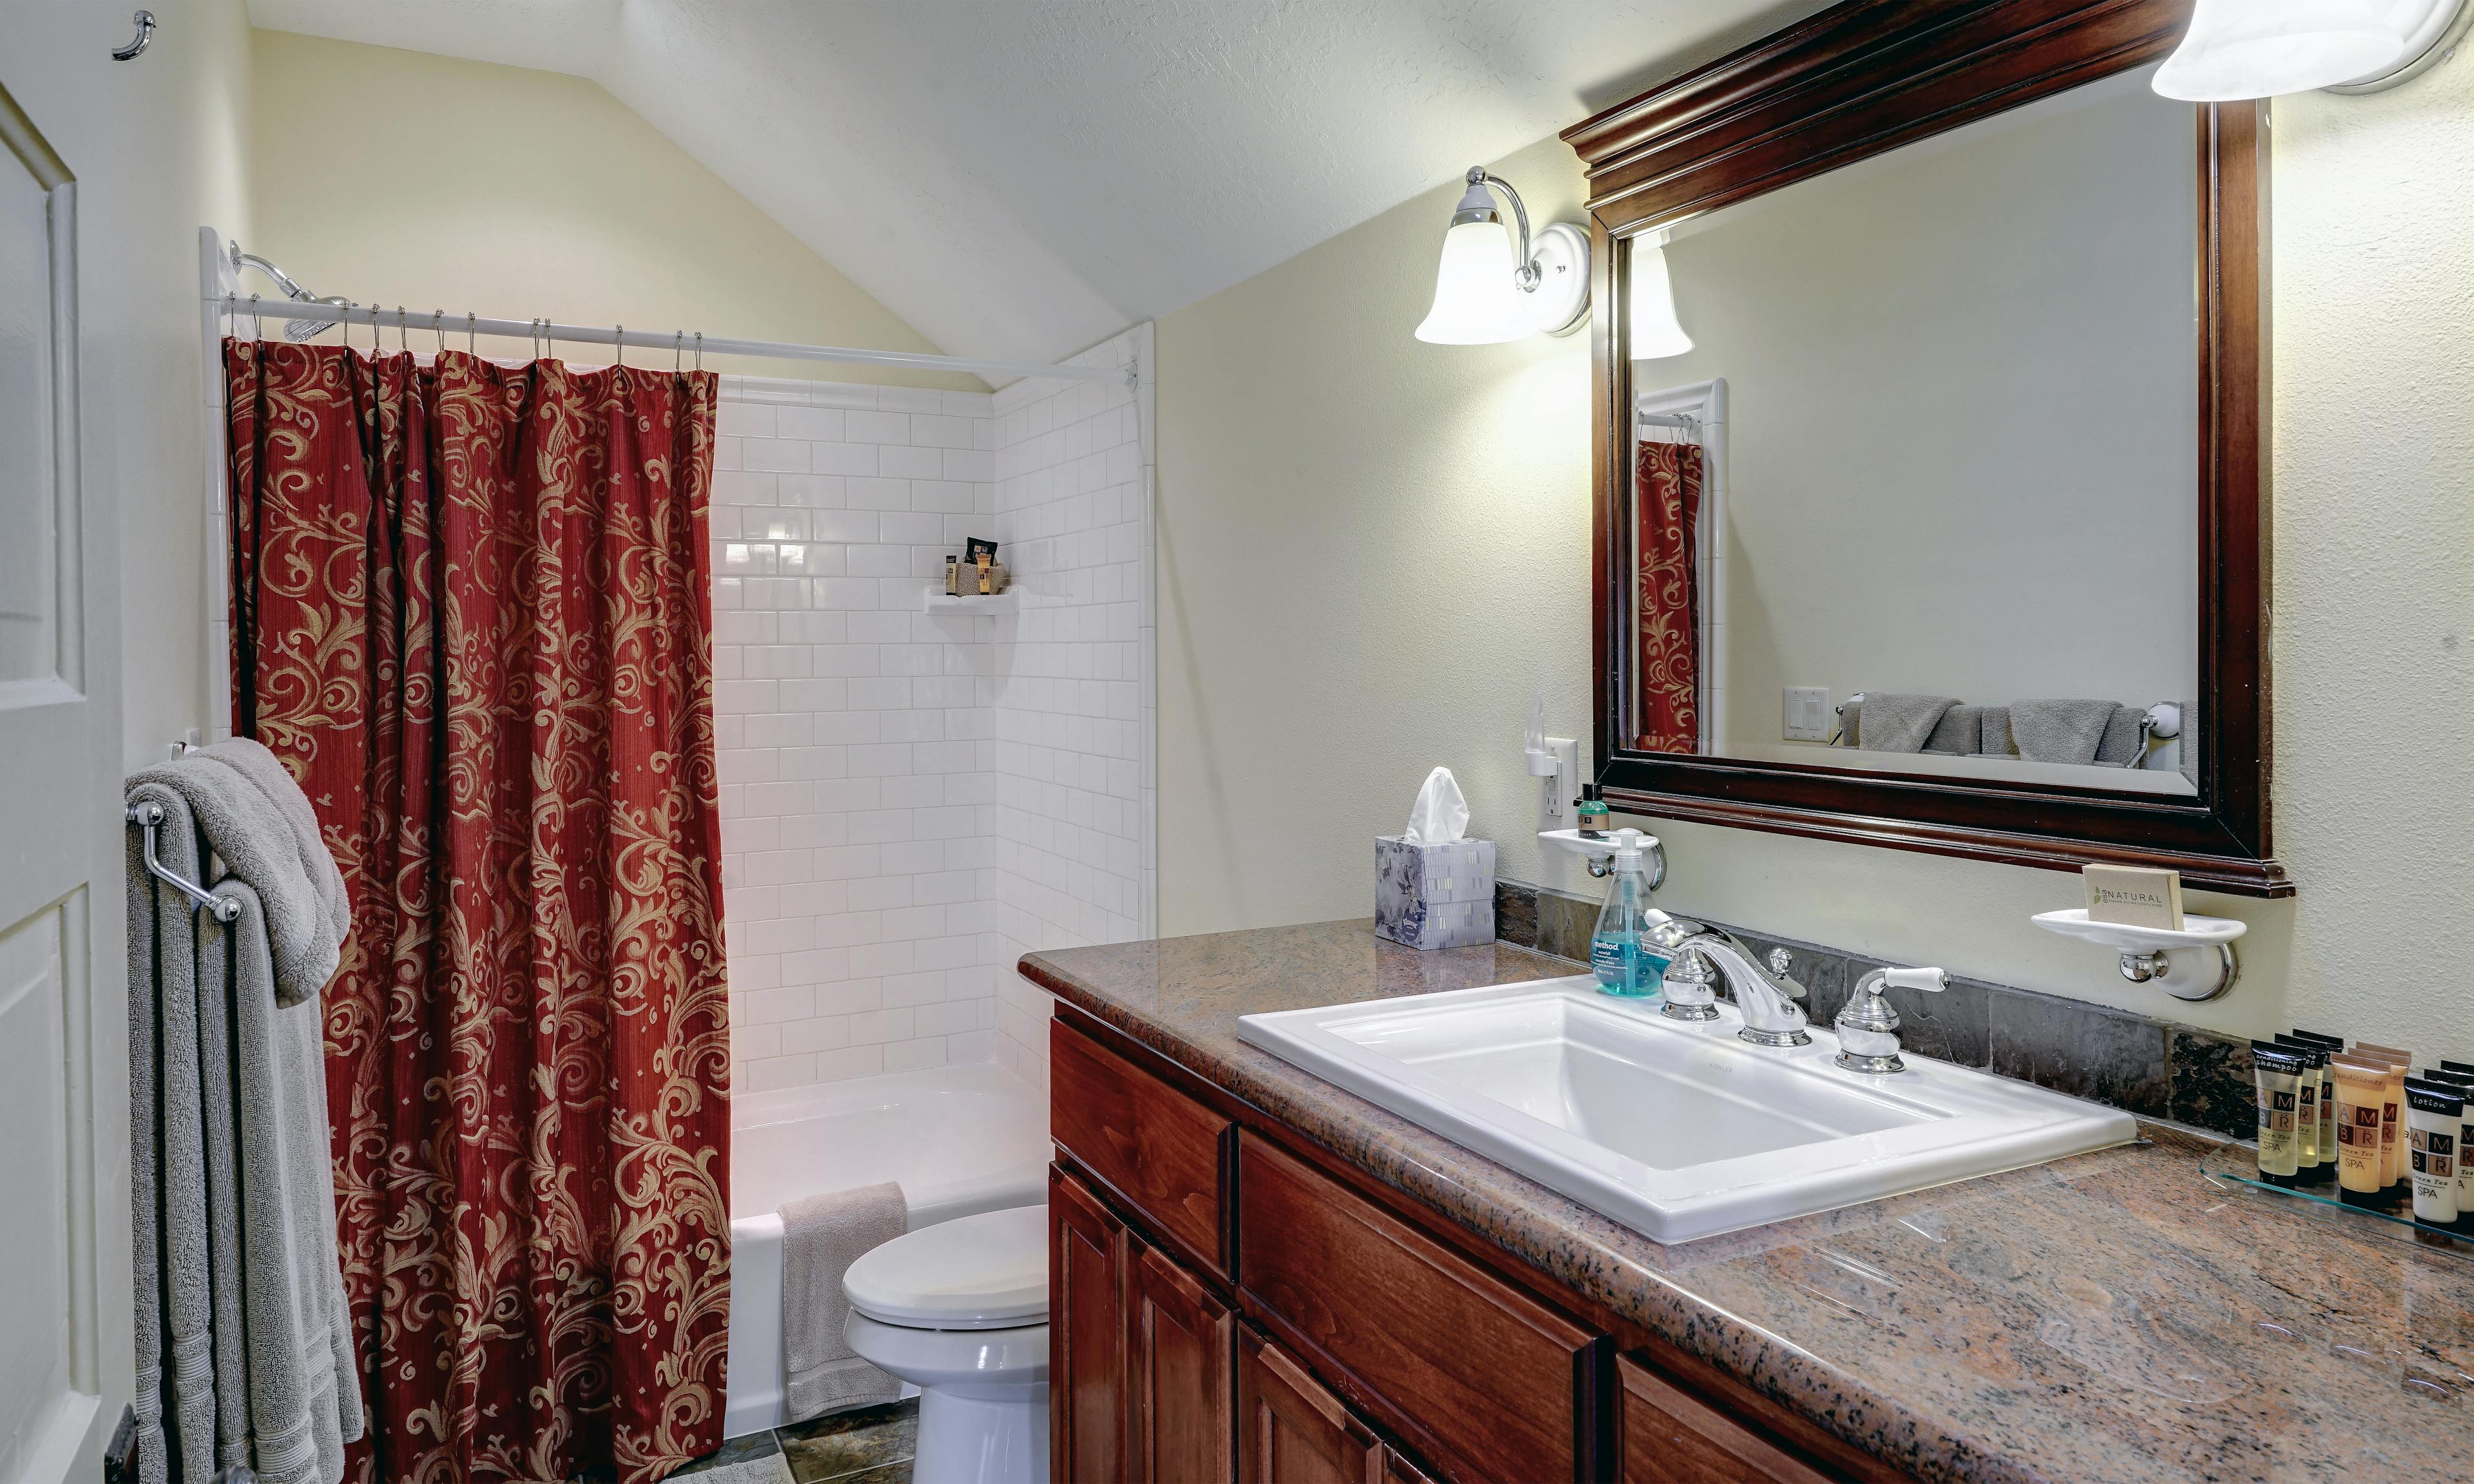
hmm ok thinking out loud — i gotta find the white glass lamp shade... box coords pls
[1629,240,1692,360]
[1415,217,1528,345]
[2153,0,2408,99]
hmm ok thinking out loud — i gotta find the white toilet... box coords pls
[843,1203,1050,1484]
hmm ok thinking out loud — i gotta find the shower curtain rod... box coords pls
[206,293,1133,386]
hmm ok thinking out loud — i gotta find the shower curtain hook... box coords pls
[468,312,477,355]
[246,292,261,342]
[693,331,703,371]
[432,309,445,356]
[396,306,408,355]
[613,325,624,369]
[673,330,684,372]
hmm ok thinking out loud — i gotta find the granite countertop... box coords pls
[1021,920,2474,1484]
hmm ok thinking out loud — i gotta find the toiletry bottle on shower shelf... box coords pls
[1589,829,1672,998]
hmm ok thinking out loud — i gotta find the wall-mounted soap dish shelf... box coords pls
[2198,1142,2474,1262]
[1539,828,1664,888]
[2030,908,2243,1002]
[923,591,1019,614]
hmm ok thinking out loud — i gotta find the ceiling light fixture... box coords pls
[1414,167,1591,345]
[2153,0,2471,100]
[1629,233,1692,361]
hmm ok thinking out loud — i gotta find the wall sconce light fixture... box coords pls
[2154,0,2471,100]
[1414,167,1591,345]
[1629,232,1692,361]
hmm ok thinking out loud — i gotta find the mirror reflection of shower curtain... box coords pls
[1635,437,1703,753]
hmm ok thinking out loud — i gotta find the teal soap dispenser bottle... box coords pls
[1589,829,1672,998]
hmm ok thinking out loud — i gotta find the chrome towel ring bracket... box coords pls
[126,802,240,924]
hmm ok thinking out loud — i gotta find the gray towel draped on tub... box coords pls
[128,740,361,1484]
[781,1182,909,1420]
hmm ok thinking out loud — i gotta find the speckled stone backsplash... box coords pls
[1493,879,2255,1138]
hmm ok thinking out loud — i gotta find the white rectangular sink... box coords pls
[1238,974,2135,1242]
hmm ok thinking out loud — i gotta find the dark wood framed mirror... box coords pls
[1564,0,2285,896]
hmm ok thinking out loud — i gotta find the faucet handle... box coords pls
[1834,967,1948,1074]
[1763,947,1811,1000]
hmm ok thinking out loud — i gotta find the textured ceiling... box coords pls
[245,0,1812,366]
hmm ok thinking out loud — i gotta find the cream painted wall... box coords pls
[246,30,977,392]
[1157,64,2474,1065]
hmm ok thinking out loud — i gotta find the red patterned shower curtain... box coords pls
[225,341,731,1484]
[1634,438,1703,754]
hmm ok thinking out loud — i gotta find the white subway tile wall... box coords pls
[713,341,1156,1096]
[988,325,1158,1089]
[713,376,1002,1094]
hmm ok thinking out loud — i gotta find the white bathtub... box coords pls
[724,1061,1051,1438]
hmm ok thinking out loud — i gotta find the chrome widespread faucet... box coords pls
[1654,925,1812,1047]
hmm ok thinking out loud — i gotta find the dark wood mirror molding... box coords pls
[1564,0,2287,897]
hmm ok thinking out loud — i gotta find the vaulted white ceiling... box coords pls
[245,0,1808,367]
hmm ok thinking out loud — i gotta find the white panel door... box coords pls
[0,81,122,1484]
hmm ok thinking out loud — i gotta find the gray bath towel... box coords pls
[2008,698,2120,765]
[1851,694,1959,753]
[1924,705,1982,756]
[128,782,222,1484]
[128,739,349,1007]
[2095,705,2145,766]
[781,1183,908,1421]
[129,774,361,1484]
[1978,707,2012,758]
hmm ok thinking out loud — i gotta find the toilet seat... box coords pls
[845,1204,1047,1331]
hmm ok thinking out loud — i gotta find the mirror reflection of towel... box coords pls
[1853,694,1959,752]
[2008,698,2120,764]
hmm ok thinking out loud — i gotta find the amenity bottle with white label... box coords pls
[1589,830,1672,998]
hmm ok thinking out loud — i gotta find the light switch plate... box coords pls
[1784,687,1832,742]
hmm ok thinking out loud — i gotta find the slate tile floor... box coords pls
[671,1400,918,1484]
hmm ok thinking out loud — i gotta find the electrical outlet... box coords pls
[1783,687,1832,742]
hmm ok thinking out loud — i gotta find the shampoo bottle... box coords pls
[1589,830,1672,998]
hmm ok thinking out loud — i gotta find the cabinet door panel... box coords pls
[1133,1242,1234,1484]
[1239,1135,1599,1484]
[1240,1329,1379,1484]
[1053,1017,1231,1277]
[1052,1165,1131,1483]
[1620,1356,1832,1484]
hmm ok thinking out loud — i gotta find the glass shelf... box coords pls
[2199,1141,2474,1261]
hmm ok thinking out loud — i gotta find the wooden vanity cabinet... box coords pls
[1238,1330,1383,1484]
[1132,1243,1236,1484]
[1050,1012,1888,1484]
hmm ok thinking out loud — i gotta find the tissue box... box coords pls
[1374,836,1497,951]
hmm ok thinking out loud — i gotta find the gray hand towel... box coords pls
[1852,694,1959,753]
[2008,698,2120,765]
[781,1183,908,1422]
[127,739,349,1007]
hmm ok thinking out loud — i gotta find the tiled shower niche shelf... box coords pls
[2200,1141,2474,1260]
[923,590,1020,614]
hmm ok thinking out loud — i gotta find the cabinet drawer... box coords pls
[1619,1356,1831,1484]
[1052,1017,1232,1277]
[1238,1134,1602,1484]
